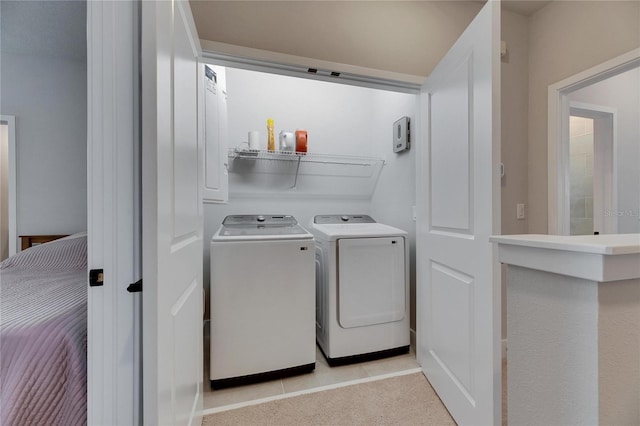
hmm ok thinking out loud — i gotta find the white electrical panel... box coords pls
[202,64,229,203]
[393,116,410,153]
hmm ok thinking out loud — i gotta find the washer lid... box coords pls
[314,214,376,224]
[309,215,408,241]
[222,214,300,227]
[214,215,313,240]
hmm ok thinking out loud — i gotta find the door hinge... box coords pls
[89,269,104,287]
[127,279,142,293]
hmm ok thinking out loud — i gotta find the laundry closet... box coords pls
[202,63,418,385]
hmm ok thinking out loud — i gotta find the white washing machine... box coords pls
[309,215,410,365]
[210,215,315,388]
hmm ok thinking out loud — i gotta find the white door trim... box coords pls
[547,48,640,234]
[87,1,141,424]
[200,39,423,93]
[0,115,16,256]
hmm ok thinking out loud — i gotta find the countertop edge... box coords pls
[490,234,640,255]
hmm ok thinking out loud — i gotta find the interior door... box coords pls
[416,2,501,425]
[141,0,204,424]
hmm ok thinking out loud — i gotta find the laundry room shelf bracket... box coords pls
[290,155,302,189]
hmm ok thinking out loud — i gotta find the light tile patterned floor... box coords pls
[203,325,419,410]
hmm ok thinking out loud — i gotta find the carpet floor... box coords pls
[203,372,456,426]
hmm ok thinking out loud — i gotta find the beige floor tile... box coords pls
[203,378,284,409]
[203,324,420,410]
[313,345,330,368]
[281,360,370,393]
[360,352,420,377]
[283,345,419,392]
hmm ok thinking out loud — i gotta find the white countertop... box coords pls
[490,234,640,255]
[490,234,640,282]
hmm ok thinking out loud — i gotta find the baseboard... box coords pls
[502,338,507,360]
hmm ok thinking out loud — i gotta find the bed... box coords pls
[0,233,87,425]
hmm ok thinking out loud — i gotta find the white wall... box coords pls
[501,10,529,236]
[569,68,640,233]
[369,92,417,331]
[0,52,87,238]
[204,67,417,327]
[526,0,640,233]
[500,9,531,341]
[1,1,87,241]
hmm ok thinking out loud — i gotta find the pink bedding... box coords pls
[0,235,87,425]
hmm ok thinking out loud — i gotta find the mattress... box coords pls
[0,234,87,426]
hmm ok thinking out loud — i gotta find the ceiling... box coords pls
[190,1,490,77]
[190,1,555,77]
[501,0,552,16]
[0,0,551,68]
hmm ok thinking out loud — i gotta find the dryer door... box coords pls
[337,237,405,328]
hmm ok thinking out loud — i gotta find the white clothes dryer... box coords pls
[210,215,315,388]
[309,215,410,365]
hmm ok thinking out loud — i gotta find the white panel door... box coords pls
[416,2,501,425]
[142,0,204,425]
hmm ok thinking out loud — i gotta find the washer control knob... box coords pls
[256,215,266,222]
[341,215,349,222]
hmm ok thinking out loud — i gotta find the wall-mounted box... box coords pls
[393,117,410,153]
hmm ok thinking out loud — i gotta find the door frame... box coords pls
[200,46,421,95]
[547,48,640,235]
[87,1,141,424]
[0,115,16,256]
[568,103,617,235]
[84,18,421,424]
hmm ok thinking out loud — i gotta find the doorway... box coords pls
[199,61,421,413]
[568,104,616,235]
[1,123,8,260]
[0,116,16,259]
[548,48,640,235]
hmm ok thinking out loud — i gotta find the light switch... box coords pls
[517,204,525,220]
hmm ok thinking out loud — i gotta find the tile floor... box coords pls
[203,324,419,410]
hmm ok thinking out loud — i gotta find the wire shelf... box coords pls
[227,147,386,195]
[228,148,385,167]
